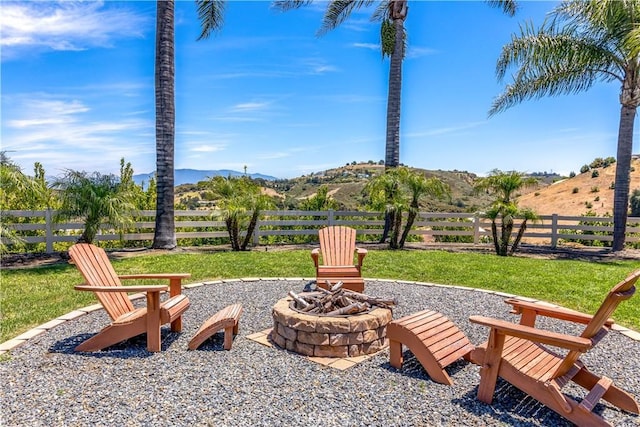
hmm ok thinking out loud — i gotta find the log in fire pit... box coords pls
[270,282,396,358]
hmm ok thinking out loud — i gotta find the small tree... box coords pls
[300,185,339,211]
[366,167,449,249]
[53,167,137,244]
[631,188,640,217]
[474,170,539,256]
[203,176,274,251]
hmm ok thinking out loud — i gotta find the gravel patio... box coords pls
[1,279,638,426]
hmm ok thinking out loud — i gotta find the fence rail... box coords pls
[2,209,639,253]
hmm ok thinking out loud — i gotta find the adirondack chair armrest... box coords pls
[469,315,593,352]
[311,248,320,268]
[356,247,367,266]
[118,273,191,280]
[119,273,190,296]
[504,299,614,327]
[74,285,169,293]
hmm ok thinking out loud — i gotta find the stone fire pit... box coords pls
[270,295,392,358]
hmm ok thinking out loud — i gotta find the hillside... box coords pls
[519,158,640,217]
[174,159,640,216]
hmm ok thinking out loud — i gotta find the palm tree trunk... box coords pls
[399,206,418,248]
[384,2,406,169]
[612,104,636,252]
[380,211,392,243]
[509,220,527,256]
[491,221,500,254]
[152,0,177,250]
[500,217,513,256]
[241,209,260,250]
[390,210,403,249]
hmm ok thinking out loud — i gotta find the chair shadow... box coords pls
[378,350,468,383]
[49,329,183,359]
[188,331,234,352]
[380,351,629,426]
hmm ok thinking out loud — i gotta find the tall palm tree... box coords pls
[274,0,517,169]
[152,0,177,249]
[152,0,225,249]
[489,0,640,251]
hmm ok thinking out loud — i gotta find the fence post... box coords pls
[473,213,480,244]
[551,214,558,248]
[45,209,53,254]
[327,209,335,226]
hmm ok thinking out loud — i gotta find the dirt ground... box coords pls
[2,242,639,270]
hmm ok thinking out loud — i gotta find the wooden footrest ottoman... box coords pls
[188,303,243,350]
[388,309,474,385]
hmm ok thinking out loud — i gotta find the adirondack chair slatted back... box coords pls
[69,244,135,321]
[551,269,639,379]
[319,226,356,266]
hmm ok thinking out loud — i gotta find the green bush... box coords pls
[591,170,600,178]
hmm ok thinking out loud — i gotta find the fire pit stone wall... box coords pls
[271,297,392,358]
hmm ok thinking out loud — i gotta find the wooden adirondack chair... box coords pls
[469,269,640,426]
[69,243,191,352]
[311,226,367,292]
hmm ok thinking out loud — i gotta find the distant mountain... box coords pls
[133,169,278,186]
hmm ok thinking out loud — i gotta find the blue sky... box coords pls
[1,0,635,179]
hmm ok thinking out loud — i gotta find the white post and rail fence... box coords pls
[3,209,640,253]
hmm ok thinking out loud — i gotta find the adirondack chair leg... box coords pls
[389,339,403,369]
[572,367,640,414]
[477,329,505,404]
[169,278,184,332]
[146,291,162,352]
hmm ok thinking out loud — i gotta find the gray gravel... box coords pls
[1,279,639,426]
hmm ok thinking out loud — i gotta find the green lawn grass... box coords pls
[1,249,638,343]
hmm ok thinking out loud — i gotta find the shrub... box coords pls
[631,188,640,217]
[591,186,599,193]
[580,164,590,174]
[585,201,593,209]
[591,170,599,178]
[572,187,579,194]
[569,171,576,178]
[594,196,600,202]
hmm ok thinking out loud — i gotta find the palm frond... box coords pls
[271,0,315,12]
[196,0,226,40]
[318,0,376,36]
[485,0,518,17]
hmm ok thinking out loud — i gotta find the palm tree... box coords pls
[274,0,517,169]
[152,0,226,250]
[152,0,177,249]
[474,170,538,256]
[54,170,137,244]
[367,166,449,249]
[204,176,273,251]
[398,170,449,248]
[489,0,640,251]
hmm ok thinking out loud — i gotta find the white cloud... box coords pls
[191,145,226,153]
[0,1,149,59]
[404,121,487,138]
[230,102,272,113]
[406,46,437,59]
[2,94,152,174]
[352,42,379,51]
